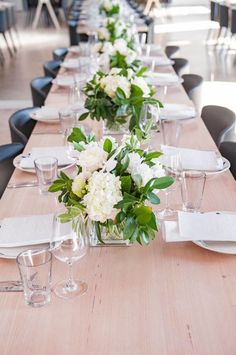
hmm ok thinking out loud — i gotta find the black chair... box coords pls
[43,60,61,78]
[172,58,189,77]
[201,105,236,147]
[52,47,68,61]
[165,45,179,59]
[219,141,236,179]
[68,20,78,46]
[182,74,203,113]
[0,143,24,198]
[9,107,38,146]
[30,76,52,107]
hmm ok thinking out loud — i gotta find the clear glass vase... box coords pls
[88,221,129,246]
[103,118,129,136]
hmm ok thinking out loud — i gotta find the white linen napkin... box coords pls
[0,214,54,247]
[35,106,59,120]
[61,58,79,69]
[160,145,223,171]
[164,211,236,242]
[146,72,179,86]
[20,146,74,169]
[139,56,172,66]
[160,104,196,120]
[54,76,74,87]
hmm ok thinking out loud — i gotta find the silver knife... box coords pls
[7,182,39,189]
[0,281,23,292]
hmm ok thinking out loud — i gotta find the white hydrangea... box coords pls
[77,142,108,173]
[113,38,129,55]
[83,171,122,223]
[92,43,103,54]
[131,76,150,97]
[102,0,112,11]
[109,67,122,75]
[102,42,115,55]
[100,74,131,99]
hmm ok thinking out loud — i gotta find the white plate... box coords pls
[160,103,196,120]
[0,243,49,259]
[52,77,74,88]
[30,111,59,123]
[13,154,75,174]
[61,60,79,69]
[193,240,236,254]
[205,157,230,176]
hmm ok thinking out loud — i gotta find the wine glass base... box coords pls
[53,279,88,299]
[156,209,178,221]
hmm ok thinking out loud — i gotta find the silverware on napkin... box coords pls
[7,182,39,189]
[0,281,23,292]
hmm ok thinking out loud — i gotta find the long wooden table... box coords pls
[0,50,236,355]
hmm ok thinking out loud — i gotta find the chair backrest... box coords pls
[43,60,61,78]
[182,74,203,113]
[9,107,38,146]
[165,45,180,59]
[173,58,189,77]
[219,141,236,179]
[0,143,24,198]
[68,20,78,46]
[30,76,52,107]
[219,4,229,28]
[201,105,236,147]
[52,47,68,61]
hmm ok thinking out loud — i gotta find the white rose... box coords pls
[72,172,90,198]
[126,152,159,187]
[125,49,137,65]
[92,43,102,54]
[103,0,112,11]
[109,67,122,75]
[83,171,122,223]
[113,38,128,55]
[100,74,131,99]
[98,28,109,41]
[77,142,108,173]
[131,76,150,97]
[102,42,115,55]
[127,68,135,80]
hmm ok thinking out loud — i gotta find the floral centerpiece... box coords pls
[98,17,133,46]
[99,0,120,17]
[79,67,162,134]
[49,129,174,245]
[93,38,140,71]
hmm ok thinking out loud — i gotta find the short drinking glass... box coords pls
[17,249,52,308]
[34,156,58,194]
[181,170,206,212]
[160,118,181,146]
[59,109,76,136]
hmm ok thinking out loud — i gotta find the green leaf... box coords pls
[78,111,89,121]
[148,213,158,231]
[94,222,104,244]
[144,151,162,161]
[116,87,126,99]
[134,205,153,225]
[133,174,142,188]
[123,217,137,240]
[120,175,132,193]
[103,138,112,153]
[151,176,174,190]
[136,66,148,77]
[67,127,87,144]
[147,191,160,205]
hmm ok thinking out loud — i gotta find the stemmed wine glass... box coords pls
[51,211,89,299]
[157,152,182,220]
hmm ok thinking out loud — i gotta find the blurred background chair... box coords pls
[172,58,189,77]
[165,45,179,59]
[30,76,52,107]
[219,141,236,179]
[52,47,68,61]
[182,74,203,113]
[9,107,38,146]
[201,105,236,147]
[0,143,24,198]
[43,59,61,78]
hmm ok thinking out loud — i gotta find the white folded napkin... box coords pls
[160,104,196,120]
[161,145,223,171]
[69,46,80,54]
[54,76,74,87]
[20,146,74,169]
[61,58,79,69]
[0,214,54,247]
[35,106,59,120]
[164,211,236,242]
[139,56,172,66]
[146,72,179,86]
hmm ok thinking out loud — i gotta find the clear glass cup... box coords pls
[34,157,58,194]
[59,108,76,136]
[140,103,160,132]
[160,118,182,147]
[157,152,182,220]
[181,170,206,212]
[51,212,89,299]
[17,249,52,308]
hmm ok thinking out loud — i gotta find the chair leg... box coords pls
[2,32,13,57]
[0,47,5,66]
[8,30,17,53]
[13,26,21,47]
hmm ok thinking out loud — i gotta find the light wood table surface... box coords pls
[0,51,236,355]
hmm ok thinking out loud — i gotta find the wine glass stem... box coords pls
[67,262,76,291]
[165,190,171,210]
